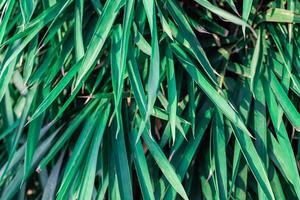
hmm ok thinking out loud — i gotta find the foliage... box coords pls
[0,0,300,199]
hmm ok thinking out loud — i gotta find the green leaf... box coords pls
[250,28,263,93]
[213,109,227,200]
[74,0,84,61]
[24,85,44,179]
[37,100,98,170]
[263,8,300,23]
[20,0,36,24]
[139,116,189,200]
[231,125,275,200]
[129,129,155,200]
[110,117,134,200]
[74,0,123,87]
[267,71,300,130]
[166,0,218,85]
[137,0,161,139]
[171,43,252,139]
[242,0,253,33]
[56,103,104,199]
[166,45,177,143]
[78,104,111,200]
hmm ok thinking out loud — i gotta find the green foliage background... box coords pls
[0,0,300,199]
